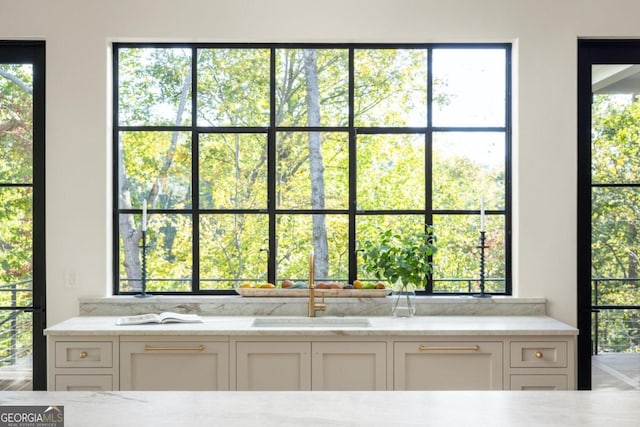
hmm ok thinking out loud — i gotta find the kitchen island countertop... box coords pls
[0,390,636,426]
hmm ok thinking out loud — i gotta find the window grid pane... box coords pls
[114,43,510,295]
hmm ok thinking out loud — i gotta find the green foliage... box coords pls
[118,48,192,126]
[1,66,33,288]
[590,94,640,353]
[198,48,270,126]
[361,226,436,290]
[0,65,35,366]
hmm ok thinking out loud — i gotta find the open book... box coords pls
[116,312,203,326]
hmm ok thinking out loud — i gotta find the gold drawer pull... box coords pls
[535,351,543,359]
[418,345,480,351]
[144,345,205,352]
[79,351,88,359]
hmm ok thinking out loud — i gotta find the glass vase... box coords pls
[392,289,416,317]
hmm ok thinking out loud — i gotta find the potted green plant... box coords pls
[361,225,437,317]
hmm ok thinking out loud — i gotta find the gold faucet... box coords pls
[308,252,326,317]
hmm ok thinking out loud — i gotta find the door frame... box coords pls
[577,39,640,390]
[0,40,46,389]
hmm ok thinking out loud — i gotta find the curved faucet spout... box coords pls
[308,251,326,317]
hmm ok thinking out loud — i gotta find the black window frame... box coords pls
[0,40,47,389]
[112,42,512,296]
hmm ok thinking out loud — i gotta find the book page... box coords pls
[116,312,202,325]
[159,312,202,323]
[115,314,160,325]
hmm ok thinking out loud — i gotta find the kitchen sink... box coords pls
[251,317,371,328]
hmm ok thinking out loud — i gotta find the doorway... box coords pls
[0,41,46,390]
[578,40,640,390]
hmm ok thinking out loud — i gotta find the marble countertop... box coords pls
[0,390,637,426]
[44,315,577,336]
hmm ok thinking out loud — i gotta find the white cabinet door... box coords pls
[236,341,311,391]
[312,342,387,390]
[120,341,229,391]
[394,341,503,390]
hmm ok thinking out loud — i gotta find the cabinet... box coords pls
[394,341,503,390]
[234,340,387,391]
[508,340,571,390]
[236,341,311,391]
[47,337,118,391]
[312,342,387,391]
[120,337,229,390]
[46,317,576,392]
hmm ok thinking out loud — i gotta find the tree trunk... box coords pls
[118,138,142,289]
[119,60,193,290]
[303,49,329,280]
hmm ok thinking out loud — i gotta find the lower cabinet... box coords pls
[47,332,575,391]
[394,341,503,390]
[236,341,311,391]
[47,337,119,391]
[235,341,387,391]
[312,342,387,391]
[119,338,229,390]
[508,340,572,390]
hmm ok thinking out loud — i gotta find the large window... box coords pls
[113,43,511,295]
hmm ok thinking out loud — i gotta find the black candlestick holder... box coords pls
[473,230,492,298]
[135,230,152,298]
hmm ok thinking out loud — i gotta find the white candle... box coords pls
[480,196,485,232]
[142,200,147,232]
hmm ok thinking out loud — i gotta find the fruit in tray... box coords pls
[289,282,308,289]
[315,282,343,289]
[239,282,275,288]
[281,279,295,288]
[239,280,386,290]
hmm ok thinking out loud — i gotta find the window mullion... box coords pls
[192,47,200,292]
[348,48,358,284]
[425,47,434,293]
[267,48,277,285]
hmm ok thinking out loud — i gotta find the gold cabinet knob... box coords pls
[79,351,88,359]
[535,351,543,359]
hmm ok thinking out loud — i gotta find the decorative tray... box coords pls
[235,288,392,298]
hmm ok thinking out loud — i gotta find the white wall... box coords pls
[2,0,640,326]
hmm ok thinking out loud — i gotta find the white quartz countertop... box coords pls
[44,315,577,336]
[0,390,636,426]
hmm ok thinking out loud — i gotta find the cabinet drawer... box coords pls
[510,374,568,390]
[510,341,567,368]
[55,374,113,391]
[55,342,113,368]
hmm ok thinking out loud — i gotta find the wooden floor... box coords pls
[0,356,32,391]
[592,353,640,391]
